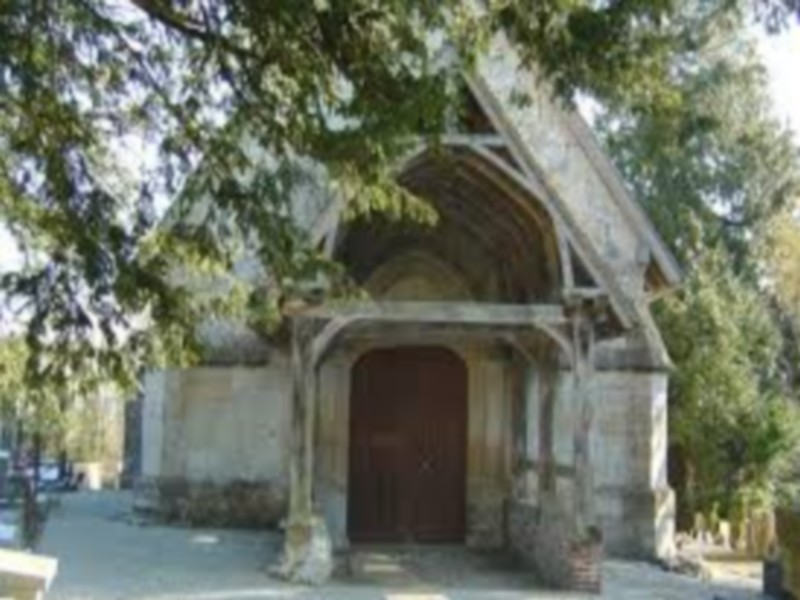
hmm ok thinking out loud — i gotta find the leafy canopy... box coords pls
[596,19,800,513]
[0,1,798,414]
[656,251,799,513]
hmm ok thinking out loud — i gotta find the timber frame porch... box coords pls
[273,297,610,589]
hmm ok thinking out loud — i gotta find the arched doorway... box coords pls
[348,346,468,543]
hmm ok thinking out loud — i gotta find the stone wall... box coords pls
[142,362,291,482]
[508,499,603,593]
[140,272,673,564]
[589,371,674,560]
[521,365,674,560]
[140,361,292,527]
[476,33,669,301]
[139,477,287,528]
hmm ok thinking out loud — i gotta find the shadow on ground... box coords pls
[39,491,764,600]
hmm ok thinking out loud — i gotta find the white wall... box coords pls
[142,358,292,484]
[524,367,673,558]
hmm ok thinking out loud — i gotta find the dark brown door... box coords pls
[348,346,467,543]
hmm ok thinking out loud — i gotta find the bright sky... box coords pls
[758,26,800,142]
[0,26,798,275]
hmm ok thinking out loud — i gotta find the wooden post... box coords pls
[274,317,328,581]
[507,337,560,499]
[288,318,315,525]
[571,310,596,538]
[538,359,558,495]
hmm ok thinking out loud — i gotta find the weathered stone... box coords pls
[693,513,708,541]
[138,36,683,592]
[0,548,57,600]
[661,549,711,581]
[137,478,287,528]
[466,495,505,549]
[270,516,333,585]
[716,520,731,549]
[508,498,603,593]
[290,517,334,585]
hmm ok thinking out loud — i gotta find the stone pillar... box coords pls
[272,319,333,585]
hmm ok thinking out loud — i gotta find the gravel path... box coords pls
[38,492,764,600]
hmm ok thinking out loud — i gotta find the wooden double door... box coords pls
[348,346,467,543]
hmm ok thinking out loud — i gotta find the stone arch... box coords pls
[365,250,474,301]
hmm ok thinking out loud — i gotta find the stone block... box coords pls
[596,486,674,560]
[0,548,57,600]
[717,520,731,549]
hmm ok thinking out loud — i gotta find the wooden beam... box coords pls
[303,301,573,367]
[301,301,566,327]
[441,133,507,148]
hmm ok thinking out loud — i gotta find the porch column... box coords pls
[568,308,603,593]
[508,338,558,500]
[571,311,597,537]
[506,332,603,593]
[272,318,333,584]
[537,354,559,496]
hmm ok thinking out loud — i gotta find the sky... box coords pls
[0,25,798,275]
[758,26,800,143]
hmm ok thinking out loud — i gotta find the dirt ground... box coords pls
[38,492,765,600]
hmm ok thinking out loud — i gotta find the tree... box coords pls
[598,31,800,274]
[0,337,68,459]
[595,21,800,519]
[1,1,798,389]
[1,3,800,520]
[656,251,798,518]
[764,200,800,323]
[0,338,27,417]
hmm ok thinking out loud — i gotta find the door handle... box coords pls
[420,459,433,473]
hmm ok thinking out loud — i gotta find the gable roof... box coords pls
[561,109,683,290]
[470,33,682,296]
[162,33,680,337]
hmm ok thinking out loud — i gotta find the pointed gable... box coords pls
[470,34,681,299]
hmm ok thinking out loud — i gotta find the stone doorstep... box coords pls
[0,548,58,600]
